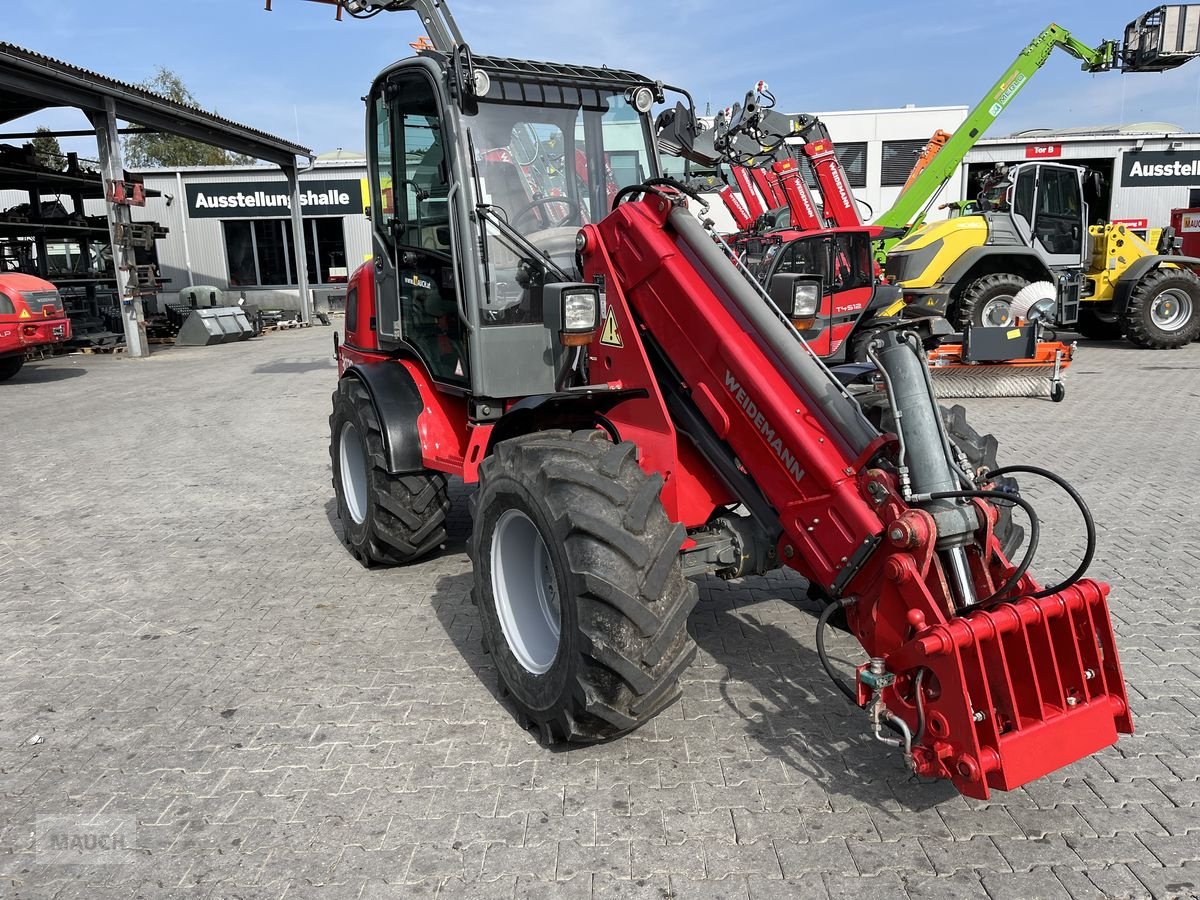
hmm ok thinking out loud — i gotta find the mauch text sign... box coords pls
[185,180,363,218]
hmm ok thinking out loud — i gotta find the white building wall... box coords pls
[807,105,969,225]
[135,161,372,313]
[965,132,1200,228]
[688,104,968,232]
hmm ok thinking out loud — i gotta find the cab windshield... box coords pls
[466,85,657,323]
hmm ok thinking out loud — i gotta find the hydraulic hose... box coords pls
[816,598,857,703]
[985,465,1096,599]
[921,488,1041,609]
[912,668,927,745]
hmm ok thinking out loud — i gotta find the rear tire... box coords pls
[0,355,23,382]
[1073,308,1124,341]
[329,377,449,566]
[956,273,1027,329]
[1120,268,1200,349]
[471,430,698,743]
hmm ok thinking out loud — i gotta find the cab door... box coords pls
[368,67,468,385]
[1032,164,1087,268]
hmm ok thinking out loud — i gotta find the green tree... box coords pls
[31,126,64,170]
[124,67,256,168]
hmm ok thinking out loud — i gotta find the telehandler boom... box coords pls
[875,7,1200,246]
[275,0,1132,799]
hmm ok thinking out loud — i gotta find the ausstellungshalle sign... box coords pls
[185,179,363,218]
[1121,150,1200,187]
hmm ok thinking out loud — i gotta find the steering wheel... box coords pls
[512,196,583,230]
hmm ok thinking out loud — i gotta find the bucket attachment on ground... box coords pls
[174,307,256,347]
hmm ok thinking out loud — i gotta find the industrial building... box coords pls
[135,155,370,315]
[963,124,1200,232]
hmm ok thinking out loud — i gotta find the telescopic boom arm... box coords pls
[873,23,1118,238]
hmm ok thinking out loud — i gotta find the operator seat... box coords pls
[478,158,532,223]
[478,157,581,278]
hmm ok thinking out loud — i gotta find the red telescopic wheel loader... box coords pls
[287,0,1131,799]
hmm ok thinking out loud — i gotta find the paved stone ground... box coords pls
[1,326,1199,899]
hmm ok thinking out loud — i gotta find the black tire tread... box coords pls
[329,378,449,566]
[472,429,697,744]
[1120,267,1200,350]
[956,272,1028,330]
[0,355,23,382]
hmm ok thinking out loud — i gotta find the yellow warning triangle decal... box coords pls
[599,308,623,347]
[18,308,30,319]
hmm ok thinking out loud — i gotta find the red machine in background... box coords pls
[0,273,71,381]
[709,83,864,234]
[1171,207,1200,257]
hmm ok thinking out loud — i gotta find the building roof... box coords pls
[0,42,312,167]
[999,123,1190,139]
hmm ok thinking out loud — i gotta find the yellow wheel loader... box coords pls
[885,161,1200,349]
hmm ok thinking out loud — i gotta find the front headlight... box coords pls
[563,289,598,332]
[792,282,820,318]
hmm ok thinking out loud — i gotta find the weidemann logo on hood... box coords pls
[723,370,805,483]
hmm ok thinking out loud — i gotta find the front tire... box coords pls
[956,273,1027,329]
[471,430,698,743]
[1121,268,1200,349]
[329,377,449,566]
[0,355,23,382]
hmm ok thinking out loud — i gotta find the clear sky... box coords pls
[8,0,1200,159]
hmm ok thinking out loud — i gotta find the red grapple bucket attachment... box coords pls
[888,579,1132,799]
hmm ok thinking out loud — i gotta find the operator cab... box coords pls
[978,161,1089,266]
[367,52,666,399]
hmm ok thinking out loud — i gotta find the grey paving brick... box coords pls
[774,839,856,877]
[1128,862,1200,899]
[981,868,1073,900]
[632,840,705,877]
[919,834,1011,876]
[822,872,907,900]
[557,840,631,880]
[903,872,990,899]
[593,873,670,899]
[846,836,936,876]
[705,841,783,879]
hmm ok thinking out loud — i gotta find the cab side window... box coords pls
[378,73,465,383]
[0,291,13,316]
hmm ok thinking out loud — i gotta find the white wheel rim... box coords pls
[980,296,1014,327]
[339,421,369,526]
[491,509,561,675]
[1151,288,1193,332]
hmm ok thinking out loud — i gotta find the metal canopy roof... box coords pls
[0,43,312,167]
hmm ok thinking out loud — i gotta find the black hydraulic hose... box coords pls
[611,183,675,210]
[924,489,1040,610]
[816,598,857,703]
[985,465,1096,599]
[611,178,707,212]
